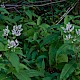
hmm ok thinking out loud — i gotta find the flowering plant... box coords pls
[3,24,23,49]
[61,22,80,44]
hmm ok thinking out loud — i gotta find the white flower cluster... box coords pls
[61,22,80,42]
[3,24,23,48]
[12,25,23,36]
[64,34,72,40]
[61,22,74,40]
[1,3,5,8]
[3,26,10,37]
[8,39,19,48]
[62,22,74,33]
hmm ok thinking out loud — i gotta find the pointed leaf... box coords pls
[49,44,57,66]
[14,70,31,80]
[60,62,76,80]
[37,16,41,25]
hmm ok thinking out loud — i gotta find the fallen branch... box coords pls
[56,0,79,25]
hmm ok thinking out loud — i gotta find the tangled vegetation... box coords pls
[0,0,80,80]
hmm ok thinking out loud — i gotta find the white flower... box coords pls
[61,22,74,33]
[64,34,72,40]
[14,39,19,48]
[3,26,10,37]
[0,54,2,57]
[8,39,19,48]
[76,29,80,35]
[12,24,23,36]
[1,4,5,8]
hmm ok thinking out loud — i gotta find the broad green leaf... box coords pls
[60,62,77,80]
[14,70,43,80]
[0,42,5,51]
[37,16,41,25]
[49,44,57,66]
[5,52,20,72]
[57,53,68,63]
[14,70,31,80]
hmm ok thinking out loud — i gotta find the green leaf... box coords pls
[57,53,68,63]
[0,7,9,14]
[0,42,5,51]
[14,70,43,80]
[60,62,77,80]
[19,63,30,70]
[72,20,80,25]
[25,10,32,20]
[0,64,5,70]
[27,22,36,26]
[13,16,21,22]
[25,29,34,37]
[27,69,44,77]
[31,51,38,60]
[56,44,72,57]
[43,77,51,80]
[14,70,31,80]
[40,32,59,47]
[37,16,41,25]
[49,44,57,66]
[33,32,38,40]
[64,15,69,25]
[42,59,45,70]
[36,55,47,62]
[5,52,20,72]
[15,48,24,56]
[39,23,50,30]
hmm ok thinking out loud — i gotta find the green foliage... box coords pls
[0,0,80,80]
[5,52,20,72]
[60,62,77,80]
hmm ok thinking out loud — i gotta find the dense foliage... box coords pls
[0,0,80,80]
